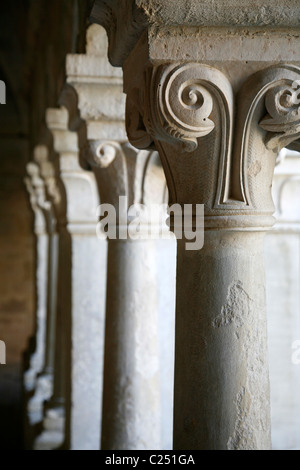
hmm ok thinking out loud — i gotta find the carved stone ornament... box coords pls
[260,79,300,153]
[34,145,62,208]
[126,63,300,224]
[126,63,231,154]
[83,139,166,208]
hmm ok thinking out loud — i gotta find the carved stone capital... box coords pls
[45,106,99,231]
[66,24,126,143]
[84,140,167,230]
[259,79,300,153]
[26,163,51,212]
[24,170,47,235]
[126,62,232,154]
[91,2,300,230]
[124,59,300,230]
[33,145,62,209]
[65,24,168,233]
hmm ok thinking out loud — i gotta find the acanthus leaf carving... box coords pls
[82,139,167,210]
[232,65,300,211]
[127,63,220,154]
[150,63,216,153]
[259,80,300,153]
[126,61,300,225]
[83,140,119,169]
[126,62,234,208]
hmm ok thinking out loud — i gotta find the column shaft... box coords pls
[70,234,107,450]
[174,231,271,449]
[102,239,162,450]
[25,232,48,394]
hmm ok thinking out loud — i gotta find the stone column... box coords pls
[37,102,107,451]
[32,140,69,451]
[28,145,65,446]
[24,147,62,438]
[88,141,172,450]
[67,23,176,450]
[265,149,300,450]
[33,146,60,402]
[92,0,300,450]
[23,164,49,397]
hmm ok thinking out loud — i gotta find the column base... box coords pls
[34,405,65,450]
[27,373,53,425]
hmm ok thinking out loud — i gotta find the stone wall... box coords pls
[0,0,93,449]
